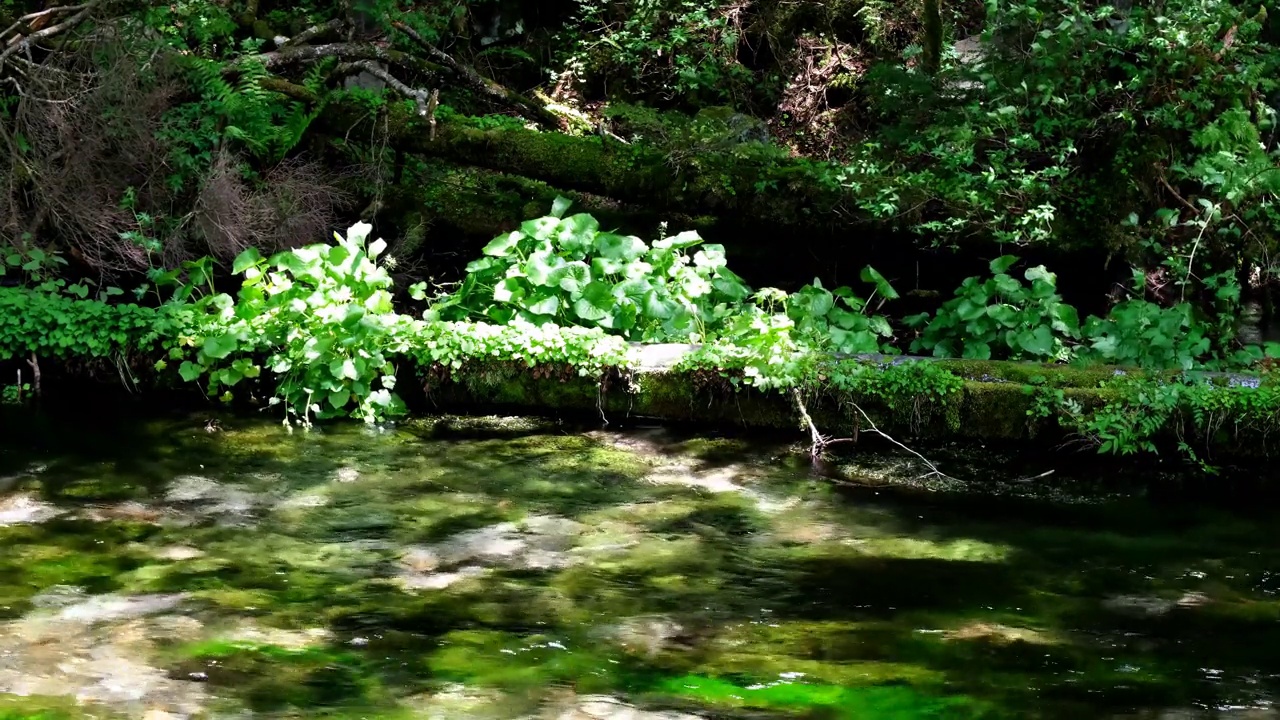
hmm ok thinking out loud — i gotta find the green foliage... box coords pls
[787,269,899,355]
[906,256,1079,361]
[558,0,753,105]
[426,198,751,342]
[406,320,629,377]
[846,0,1280,262]
[178,223,412,425]
[0,286,186,364]
[1077,300,1212,371]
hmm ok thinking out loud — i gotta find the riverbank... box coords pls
[8,325,1280,472]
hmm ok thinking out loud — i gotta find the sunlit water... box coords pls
[1,409,1279,719]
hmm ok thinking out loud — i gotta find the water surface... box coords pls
[0,410,1278,719]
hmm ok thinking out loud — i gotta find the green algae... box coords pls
[649,674,998,719]
[4,413,1280,718]
[174,640,382,712]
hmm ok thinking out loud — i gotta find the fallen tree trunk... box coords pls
[322,101,878,235]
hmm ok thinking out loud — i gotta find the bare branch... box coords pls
[844,399,952,480]
[792,388,953,480]
[0,0,99,70]
[281,18,346,47]
[1,3,91,43]
[246,42,441,79]
[337,59,434,116]
[391,20,562,129]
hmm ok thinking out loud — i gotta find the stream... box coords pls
[1,408,1279,719]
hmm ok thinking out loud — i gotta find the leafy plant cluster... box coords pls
[1029,372,1280,471]
[173,222,415,425]
[422,197,753,341]
[557,0,754,105]
[906,256,1262,370]
[844,0,1280,281]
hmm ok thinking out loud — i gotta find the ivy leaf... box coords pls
[601,299,638,330]
[550,196,573,218]
[483,231,525,257]
[232,248,262,274]
[868,315,894,337]
[1052,304,1081,334]
[580,281,614,310]
[523,292,561,316]
[1017,326,1056,357]
[860,265,900,300]
[573,298,609,322]
[556,214,600,254]
[178,361,204,382]
[525,252,567,287]
[521,217,560,241]
[712,267,750,301]
[989,255,1020,275]
[557,262,592,294]
[594,232,645,260]
[493,277,526,303]
[642,290,679,319]
[653,230,702,250]
[202,334,238,360]
[321,357,355,382]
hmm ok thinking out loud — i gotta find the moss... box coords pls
[937,359,1150,388]
[0,695,119,720]
[645,674,994,718]
[955,382,1036,440]
[172,640,381,711]
[427,629,618,692]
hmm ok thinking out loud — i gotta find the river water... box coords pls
[0,409,1278,719]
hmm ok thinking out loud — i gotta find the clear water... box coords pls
[1,409,1279,719]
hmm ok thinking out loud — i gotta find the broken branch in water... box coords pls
[791,388,951,480]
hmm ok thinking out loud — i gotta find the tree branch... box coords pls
[337,59,435,117]
[1,3,91,41]
[391,20,562,130]
[0,0,99,70]
[791,388,952,480]
[257,76,318,103]
[282,18,346,47]
[246,42,441,79]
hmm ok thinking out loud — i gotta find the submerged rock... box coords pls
[396,515,587,591]
[1101,594,1211,618]
[607,616,689,658]
[224,623,331,650]
[941,622,1057,645]
[0,609,208,716]
[398,566,487,591]
[54,593,188,625]
[644,465,746,494]
[163,475,271,522]
[0,493,63,525]
[557,695,702,720]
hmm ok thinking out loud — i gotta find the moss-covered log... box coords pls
[324,103,875,235]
